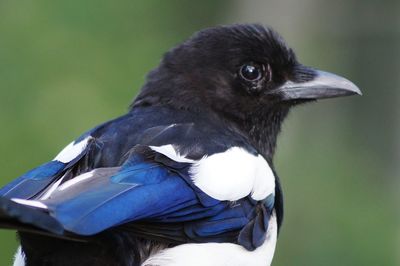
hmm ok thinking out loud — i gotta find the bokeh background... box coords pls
[0,1,398,265]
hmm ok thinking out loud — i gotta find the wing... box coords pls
[0,145,273,251]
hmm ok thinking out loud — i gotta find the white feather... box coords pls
[149,144,195,163]
[190,147,275,201]
[142,212,278,266]
[13,246,25,266]
[251,155,276,200]
[11,198,47,209]
[54,136,92,164]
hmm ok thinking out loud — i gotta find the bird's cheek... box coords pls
[246,82,264,96]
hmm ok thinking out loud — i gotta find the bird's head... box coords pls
[134,24,361,159]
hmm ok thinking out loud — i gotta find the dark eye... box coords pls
[239,63,265,81]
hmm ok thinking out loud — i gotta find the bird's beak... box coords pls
[273,67,362,101]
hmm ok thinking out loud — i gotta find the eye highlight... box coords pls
[239,62,271,83]
[239,63,263,81]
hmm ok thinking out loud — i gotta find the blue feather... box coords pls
[0,161,65,198]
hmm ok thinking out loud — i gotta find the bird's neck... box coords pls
[239,107,289,162]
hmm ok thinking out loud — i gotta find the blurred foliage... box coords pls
[0,0,398,265]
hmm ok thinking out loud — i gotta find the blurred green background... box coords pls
[0,0,398,265]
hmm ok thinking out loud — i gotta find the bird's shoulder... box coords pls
[83,106,258,167]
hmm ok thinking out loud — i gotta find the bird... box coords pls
[0,24,361,266]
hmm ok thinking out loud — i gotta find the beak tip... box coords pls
[346,84,362,96]
[355,88,363,96]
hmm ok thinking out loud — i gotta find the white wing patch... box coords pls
[11,198,48,209]
[191,147,275,201]
[143,212,278,266]
[149,145,275,201]
[54,136,92,163]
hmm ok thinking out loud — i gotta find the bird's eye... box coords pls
[239,63,265,81]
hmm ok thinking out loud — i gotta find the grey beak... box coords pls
[275,69,362,101]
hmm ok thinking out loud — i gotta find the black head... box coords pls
[133,24,361,158]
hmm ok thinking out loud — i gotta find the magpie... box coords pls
[0,24,361,266]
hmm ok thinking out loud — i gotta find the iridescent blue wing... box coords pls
[0,145,271,250]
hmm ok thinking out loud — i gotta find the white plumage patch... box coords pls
[13,246,25,266]
[54,136,92,164]
[149,145,275,201]
[150,144,195,163]
[11,198,47,209]
[190,147,275,201]
[143,212,278,266]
